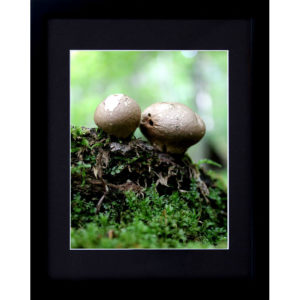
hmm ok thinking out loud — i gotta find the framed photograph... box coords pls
[70,48,229,251]
[31,0,269,298]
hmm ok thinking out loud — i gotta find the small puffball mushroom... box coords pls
[94,94,141,138]
[140,102,206,154]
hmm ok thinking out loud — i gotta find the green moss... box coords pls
[71,181,226,248]
[71,125,227,249]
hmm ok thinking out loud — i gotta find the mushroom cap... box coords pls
[94,94,141,138]
[140,102,206,154]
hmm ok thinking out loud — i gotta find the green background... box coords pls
[71,50,228,180]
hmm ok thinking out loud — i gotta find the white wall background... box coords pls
[0,1,30,299]
[270,1,300,299]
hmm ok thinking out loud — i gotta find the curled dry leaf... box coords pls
[110,142,131,155]
[155,172,170,187]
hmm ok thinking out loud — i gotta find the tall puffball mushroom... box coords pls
[94,94,141,138]
[140,102,206,154]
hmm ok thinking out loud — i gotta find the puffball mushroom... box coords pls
[140,102,206,154]
[94,94,141,138]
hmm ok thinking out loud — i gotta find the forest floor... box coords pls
[71,126,227,249]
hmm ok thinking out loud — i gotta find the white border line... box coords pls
[69,50,229,250]
[227,51,229,249]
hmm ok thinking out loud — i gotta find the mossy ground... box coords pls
[71,126,227,249]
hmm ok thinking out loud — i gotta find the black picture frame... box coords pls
[31,0,269,298]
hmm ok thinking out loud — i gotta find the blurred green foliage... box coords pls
[71,50,228,177]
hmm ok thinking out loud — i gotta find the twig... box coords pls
[96,193,107,213]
